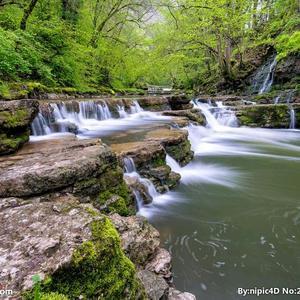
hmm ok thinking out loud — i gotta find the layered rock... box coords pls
[138,96,171,111]
[0,99,39,155]
[0,138,135,216]
[111,140,181,194]
[0,195,144,299]
[166,94,193,110]
[146,128,194,166]
[162,109,206,125]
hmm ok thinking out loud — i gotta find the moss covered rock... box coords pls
[235,104,291,128]
[0,195,145,299]
[0,99,38,155]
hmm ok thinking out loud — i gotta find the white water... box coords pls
[290,109,296,129]
[252,55,277,94]
[123,157,159,211]
[31,100,171,139]
[139,100,300,218]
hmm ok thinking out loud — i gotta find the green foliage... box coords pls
[0,0,298,94]
[276,31,300,61]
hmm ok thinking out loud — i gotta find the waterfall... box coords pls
[31,100,113,136]
[289,109,296,129]
[31,113,51,136]
[252,55,277,94]
[130,100,143,114]
[117,105,128,118]
[123,156,158,210]
[194,101,238,130]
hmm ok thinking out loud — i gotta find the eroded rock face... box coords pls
[0,99,39,155]
[168,288,197,300]
[0,195,144,299]
[274,55,300,85]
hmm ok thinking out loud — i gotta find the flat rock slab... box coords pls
[0,194,101,294]
[0,138,114,197]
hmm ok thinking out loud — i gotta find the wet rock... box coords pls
[0,99,39,155]
[162,109,206,125]
[146,128,194,166]
[146,248,172,280]
[0,138,135,215]
[168,288,196,300]
[137,270,169,300]
[235,104,298,128]
[167,94,193,110]
[110,213,160,266]
[274,55,300,84]
[138,96,171,111]
[0,195,143,299]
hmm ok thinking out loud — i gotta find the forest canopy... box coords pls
[0,0,299,96]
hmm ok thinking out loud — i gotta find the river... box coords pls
[140,104,300,299]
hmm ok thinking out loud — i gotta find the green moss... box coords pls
[98,181,134,216]
[166,140,193,166]
[36,217,145,299]
[0,131,29,154]
[237,105,290,128]
[0,109,30,128]
[40,292,69,300]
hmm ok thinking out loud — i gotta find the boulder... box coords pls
[146,248,172,280]
[138,96,171,111]
[167,94,193,110]
[168,288,197,300]
[137,270,169,300]
[235,104,299,128]
[0,195,144,299]
[146,128,194,166]
[162,109,206,125]
[0,99,39,155]
[110,213,160,266]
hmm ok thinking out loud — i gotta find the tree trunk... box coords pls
[20,0,39,30]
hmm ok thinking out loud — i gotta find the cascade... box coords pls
[123,157,158,210]
[117,105,128,118]
[194,101,238,130]
[130,100,144,114]
[31,113,52,136]
[251,55,277,94]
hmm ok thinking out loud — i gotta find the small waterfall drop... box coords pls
[117,105,128,118]
[289,109,296,129]
[194,101,238,130]
[252,55,277,94]
[130,100,143,114]
[123,156,158,210]
[31,100,113,136]
[31,113,52,136]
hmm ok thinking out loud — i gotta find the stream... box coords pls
[140,103,300,299]
[30,99,300,299]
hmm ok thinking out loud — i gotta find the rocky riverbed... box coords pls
[0,92,299,299]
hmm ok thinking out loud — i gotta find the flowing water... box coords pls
[139,102,300,299]
[251,55,277,94]
[30,98,300,299]
[30,100,172,140]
